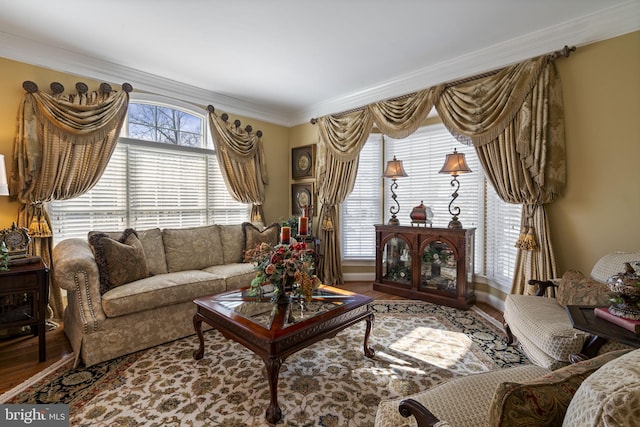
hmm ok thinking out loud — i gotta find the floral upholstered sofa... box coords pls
[53,222,279,367]
[375,348,640,427]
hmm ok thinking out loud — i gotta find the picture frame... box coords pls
[291,144,316,180]
[291,183,315,216]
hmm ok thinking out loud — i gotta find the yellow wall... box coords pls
[551,31,640,275]
[1,31,638,279]
[0,58,291,228]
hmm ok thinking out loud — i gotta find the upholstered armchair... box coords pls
[503,251,640,370]
[374,348,638,427]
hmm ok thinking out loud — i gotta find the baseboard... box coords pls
[343,272,375,282]
[475,290,505,313]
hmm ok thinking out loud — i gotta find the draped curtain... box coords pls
[316,88,441,283]
[10,82,131,319]
[207,108,268,223]
[315,54,566,292]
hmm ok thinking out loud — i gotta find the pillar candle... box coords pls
[298,217,308,236]
[281,226,291,244]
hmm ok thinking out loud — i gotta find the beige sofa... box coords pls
[376,348,640,427]
[53,223,278,367]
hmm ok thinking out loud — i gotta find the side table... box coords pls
[566,305,640,363]
[0,257,49,362]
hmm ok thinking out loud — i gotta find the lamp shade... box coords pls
[383,156,408,179]
[0,154,9,196]
[439,148,472,176]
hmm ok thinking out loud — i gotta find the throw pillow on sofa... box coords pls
[488,349,631,427]
[89,228,150,294]
[555,270,611,306]
[243,222,279,254]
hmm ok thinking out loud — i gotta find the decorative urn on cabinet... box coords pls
[410,201,434,227]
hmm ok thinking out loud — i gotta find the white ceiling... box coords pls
[0,0,638,126]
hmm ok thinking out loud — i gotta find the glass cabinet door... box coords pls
[420,240,457,293]
[382,237,411,285]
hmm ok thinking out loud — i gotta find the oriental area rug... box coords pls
[1,301,529,426]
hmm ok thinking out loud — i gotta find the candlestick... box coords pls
[281,226,291,244]
[298,217,309,236]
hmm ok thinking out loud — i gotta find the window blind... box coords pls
[341,134,383,259]
[341,122,522,285]
[384,125,480,230]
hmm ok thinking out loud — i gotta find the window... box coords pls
[49,97,250,243]
[341,123,521,290]
[341,134,383,259]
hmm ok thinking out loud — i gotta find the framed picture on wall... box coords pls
[291,144,315,179]
[291,182,315,216]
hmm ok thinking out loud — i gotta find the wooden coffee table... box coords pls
[192,284,375,424]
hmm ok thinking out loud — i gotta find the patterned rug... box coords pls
[1,301,529,426]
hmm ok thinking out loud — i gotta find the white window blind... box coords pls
[384,125,480,230]
[341,134,383,259]
[49,100,250,243]
[484,182,522,290]
[342,122,522,285]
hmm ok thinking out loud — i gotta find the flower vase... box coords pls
[271,275,295,305]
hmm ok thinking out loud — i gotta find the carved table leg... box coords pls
[364,312,375,358]
[264,356,283,423]
[192,313,205,360]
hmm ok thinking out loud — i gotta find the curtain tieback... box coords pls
[28,202,52,238]
[515,226,538,251]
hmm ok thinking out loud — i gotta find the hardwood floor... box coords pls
[0,281,503,394]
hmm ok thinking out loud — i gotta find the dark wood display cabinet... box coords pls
[373,224,475,309]
[0,257,49,362]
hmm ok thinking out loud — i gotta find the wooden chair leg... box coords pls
[503,322,514,345]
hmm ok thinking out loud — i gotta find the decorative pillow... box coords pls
[136,228,168,275]
[488,349,631,427]
[562,348,640,427]
[162,225,223,272]
[219,224,244,264]
[89,228,150,294]
[556,270,610,306]
[242,222,279,254]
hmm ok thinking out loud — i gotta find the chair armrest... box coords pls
[529,279,559,297]
[399,398,443,427]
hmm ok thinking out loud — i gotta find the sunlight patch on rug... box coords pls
[389,326,479,372]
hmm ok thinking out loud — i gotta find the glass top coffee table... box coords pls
[192,284,375,424]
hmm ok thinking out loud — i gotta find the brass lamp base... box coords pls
[388,216,400,226]
[448,216,462,229]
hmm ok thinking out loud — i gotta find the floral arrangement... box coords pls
[244,240,321,302]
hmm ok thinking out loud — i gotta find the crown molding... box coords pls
[0,31,293,127]
[1,1,638,128]
[294,0,640,125]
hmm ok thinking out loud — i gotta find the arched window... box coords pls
[49,95,250,242]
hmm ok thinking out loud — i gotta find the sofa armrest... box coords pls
[399,399,444,427]
[53,238,107,330]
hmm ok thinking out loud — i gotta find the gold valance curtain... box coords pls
[315,54,566,292]
[207,108,268,223]
[10,81,131,320]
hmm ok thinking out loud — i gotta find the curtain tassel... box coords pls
[515,227,528,249]
[516,227,538,251]
[28,214,52,238]
[321,214,334,232]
